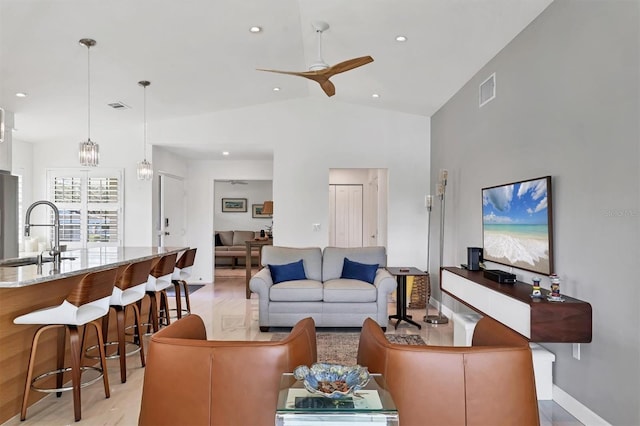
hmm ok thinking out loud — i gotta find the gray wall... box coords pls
[430,1,639,424]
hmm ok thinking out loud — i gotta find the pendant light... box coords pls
[136,80,153,180]
[78,38,99,167]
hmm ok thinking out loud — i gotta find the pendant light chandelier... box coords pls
[78,38,99,167]
[136,80,153,180]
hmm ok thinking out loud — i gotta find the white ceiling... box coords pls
[0,0,553,160]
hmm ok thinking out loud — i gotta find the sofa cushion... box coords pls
[233,230,256,246]
[262,247,323,281]
[269,280,323,302]
[323,279,378,302]
[218,231,233,246]
[322,247,388,281]
[214,233,224,247]
[269,260,307,284]
[341,257,378,284]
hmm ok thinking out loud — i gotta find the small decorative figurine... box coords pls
[547,273,565,302]
[531,277,542,298]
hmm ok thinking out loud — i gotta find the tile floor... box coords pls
[2,269,583,425]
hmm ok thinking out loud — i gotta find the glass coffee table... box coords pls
[275,373,398,425]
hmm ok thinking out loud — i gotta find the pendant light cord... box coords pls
[87,43,91,142]
[143,84,147,159]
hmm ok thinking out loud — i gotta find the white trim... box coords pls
[553,385,611,426]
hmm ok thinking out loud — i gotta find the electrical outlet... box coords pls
[312,223,321,231]
[572,343,581,360]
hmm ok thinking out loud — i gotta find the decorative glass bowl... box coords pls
[293,363,371,399]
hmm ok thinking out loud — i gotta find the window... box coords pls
[47,169,123,248]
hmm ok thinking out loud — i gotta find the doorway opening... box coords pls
[212,179,273,279]
[329,168,388,248]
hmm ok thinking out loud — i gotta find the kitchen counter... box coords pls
[0,246,188,424]
[0,246,186,288]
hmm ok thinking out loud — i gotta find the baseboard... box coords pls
[553,385,611,426]
[429,296,454,319]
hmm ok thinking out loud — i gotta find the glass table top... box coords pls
[276,373,397,414]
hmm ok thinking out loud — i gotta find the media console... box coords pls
[441,267,592,343]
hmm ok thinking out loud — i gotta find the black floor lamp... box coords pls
[426,169,449,325]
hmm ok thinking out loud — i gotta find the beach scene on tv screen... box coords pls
[482,177,550,274]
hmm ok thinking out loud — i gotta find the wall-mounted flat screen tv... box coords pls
[482,176,553,275]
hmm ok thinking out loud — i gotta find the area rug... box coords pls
[271,332,426,365]
[165,284,205,297]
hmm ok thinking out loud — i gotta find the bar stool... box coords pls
[140,252,177,333]
[13,267,118,422]
[171,248,197,319]
[100,259,153,383]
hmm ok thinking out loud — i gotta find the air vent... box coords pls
[479,73,496,107]
[107,102,130,110]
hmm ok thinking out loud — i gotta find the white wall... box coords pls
[21,122,154,247]
[154,99,431,282]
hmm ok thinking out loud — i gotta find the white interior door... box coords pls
[330,184,363,247]
[159,174,185,247]
[367,176,379,246]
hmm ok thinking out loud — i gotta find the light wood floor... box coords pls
[2,269,582,425]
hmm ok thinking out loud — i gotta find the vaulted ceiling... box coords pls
[0,0,553,158]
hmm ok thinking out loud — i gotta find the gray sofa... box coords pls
[249,246,397,331]
[215,230,260,268]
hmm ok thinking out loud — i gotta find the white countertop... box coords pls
[0,246,188,288]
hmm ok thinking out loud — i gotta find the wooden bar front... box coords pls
[0,247,186,424]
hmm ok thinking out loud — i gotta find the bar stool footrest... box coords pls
[85,341,142,360]
[31,366,104,393]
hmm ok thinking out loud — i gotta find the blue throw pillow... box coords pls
[341,257,379,284]
[269,259,307,284]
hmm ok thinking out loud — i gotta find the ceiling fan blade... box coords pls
[256,68,316,78]
[257,68,336,96]
[319,79,336,97]
[324,56,374,77]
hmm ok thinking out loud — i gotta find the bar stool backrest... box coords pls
[66,268,119,307]
[150,253,178,278]
[176,248,196,269]
[116,259,154,291]
[173,248,197,280]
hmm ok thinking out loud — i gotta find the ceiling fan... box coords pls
[220,180,248,185]
[257,21,373,97]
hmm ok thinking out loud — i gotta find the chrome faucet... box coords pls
[24,200,61,266]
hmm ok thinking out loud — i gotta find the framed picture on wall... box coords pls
[222,198,247,212]
[252,204,272,218]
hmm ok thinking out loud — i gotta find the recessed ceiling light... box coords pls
[222,151,230,156]
[15,92,28,98]
[273,87,280,92]
[372,93,380,99]
[250,26,262,33]
[395,35,407,42]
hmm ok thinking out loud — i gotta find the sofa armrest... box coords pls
[373,268,397,294]
[372,269,397,328]
[249,267,273,296]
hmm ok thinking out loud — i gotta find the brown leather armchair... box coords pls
[357,316,539,426]
[138,315,317,426]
